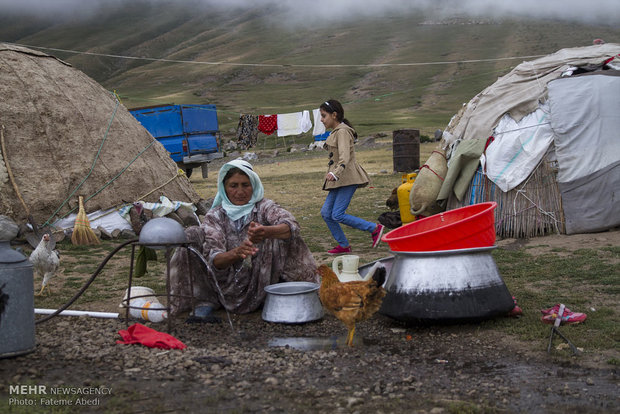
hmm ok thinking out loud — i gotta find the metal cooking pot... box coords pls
[367,247,514,322]
[262,282,324,324]
[0,241,36,358]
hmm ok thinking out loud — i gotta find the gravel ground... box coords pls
[1,308,618,413]
[2,228,619,413]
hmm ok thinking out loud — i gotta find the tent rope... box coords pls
[528,61,546,95]
[61,168,187,227]
[44,89,170,225]
[44,88,176,225]
[43,94,120,226]
[492,121,550,136]
[138,168,186,200]
[419,164,445,182]
[51,139,158,223]
[82,141,157,205]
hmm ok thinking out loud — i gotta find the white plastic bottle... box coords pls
[129,298,168,323]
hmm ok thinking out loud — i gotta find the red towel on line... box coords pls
[116,323,186,350]
[258,114,277,135]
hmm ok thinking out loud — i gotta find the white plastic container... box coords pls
[128,298,168,323]
[120,286,157,308]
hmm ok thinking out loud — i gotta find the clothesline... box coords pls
[112,63,516,120]
[11,42,546,69]
[236,108,329,150]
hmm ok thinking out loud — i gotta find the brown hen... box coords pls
[318,263,387,347]
[385,187,399,210]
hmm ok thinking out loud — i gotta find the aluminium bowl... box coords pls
[262,281,324,324]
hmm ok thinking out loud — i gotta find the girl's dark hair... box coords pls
[320,99,358,140]
[223,167,248,184]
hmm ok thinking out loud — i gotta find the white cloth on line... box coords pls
[312,108,326,136]
[277,111,313,137]
[300,110,312,133]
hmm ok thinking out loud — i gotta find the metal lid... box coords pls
[138,217,187,249]
[0,241,27,264]
[264,282,319,295]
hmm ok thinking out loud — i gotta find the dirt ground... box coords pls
[496,229,620,258]
[1,230,619,413]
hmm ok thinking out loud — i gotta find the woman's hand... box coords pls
[235,239,259,259]
[213,223,292,269]
[247,221,267,243]
[325,172,337,181]
[247,221,291,243]
[213,239,258,270]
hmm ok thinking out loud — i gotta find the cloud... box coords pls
[438,0,620,26]
[0,0,618,26]
[0,0,122,20]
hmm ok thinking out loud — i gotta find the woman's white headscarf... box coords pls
[211,159,264,221]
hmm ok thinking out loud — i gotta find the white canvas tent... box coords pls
[439,44,620,236]
[547,72,620,234]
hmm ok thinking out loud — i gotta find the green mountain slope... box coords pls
[1,3,619,136]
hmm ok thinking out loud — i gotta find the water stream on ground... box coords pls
[267,335,365,350]
[187,246,235,333]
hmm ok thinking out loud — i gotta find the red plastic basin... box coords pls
[381,202,497,252]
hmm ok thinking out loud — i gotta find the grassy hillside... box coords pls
[1,3,619,137]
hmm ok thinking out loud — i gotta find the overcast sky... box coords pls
[0,0,618,26]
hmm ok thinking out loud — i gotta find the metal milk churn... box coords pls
[0,239,36,358]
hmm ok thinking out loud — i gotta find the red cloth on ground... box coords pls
[258,114,277,135]
[116,323,186,350]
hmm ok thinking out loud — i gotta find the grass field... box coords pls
[3,6,620,139]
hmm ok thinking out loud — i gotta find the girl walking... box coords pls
[319,99,384,254]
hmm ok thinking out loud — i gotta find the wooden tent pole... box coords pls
[0,124,41,237]
[0,125,30,215]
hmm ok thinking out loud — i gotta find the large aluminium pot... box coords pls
[376,247,514,323]
[0,241,36,358]
[262,282,324,324]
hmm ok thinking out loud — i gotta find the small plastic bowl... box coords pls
[382,202,497,252]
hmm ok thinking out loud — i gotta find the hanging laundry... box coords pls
[314,131,330,141]
[276,113,299,137]
[258,114,278,135]
[236,114,259,149]
[277,110,313,137]
[300,110,312,133]
[312,108,326,136]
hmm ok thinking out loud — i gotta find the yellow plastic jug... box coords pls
[397,172,417,224]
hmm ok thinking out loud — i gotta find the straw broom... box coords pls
[71,196,100,245]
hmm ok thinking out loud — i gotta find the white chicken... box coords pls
[29,234,60,296]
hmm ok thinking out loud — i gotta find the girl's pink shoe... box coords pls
[327,245,352,255]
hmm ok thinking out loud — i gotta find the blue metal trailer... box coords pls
[130,104,223,178]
